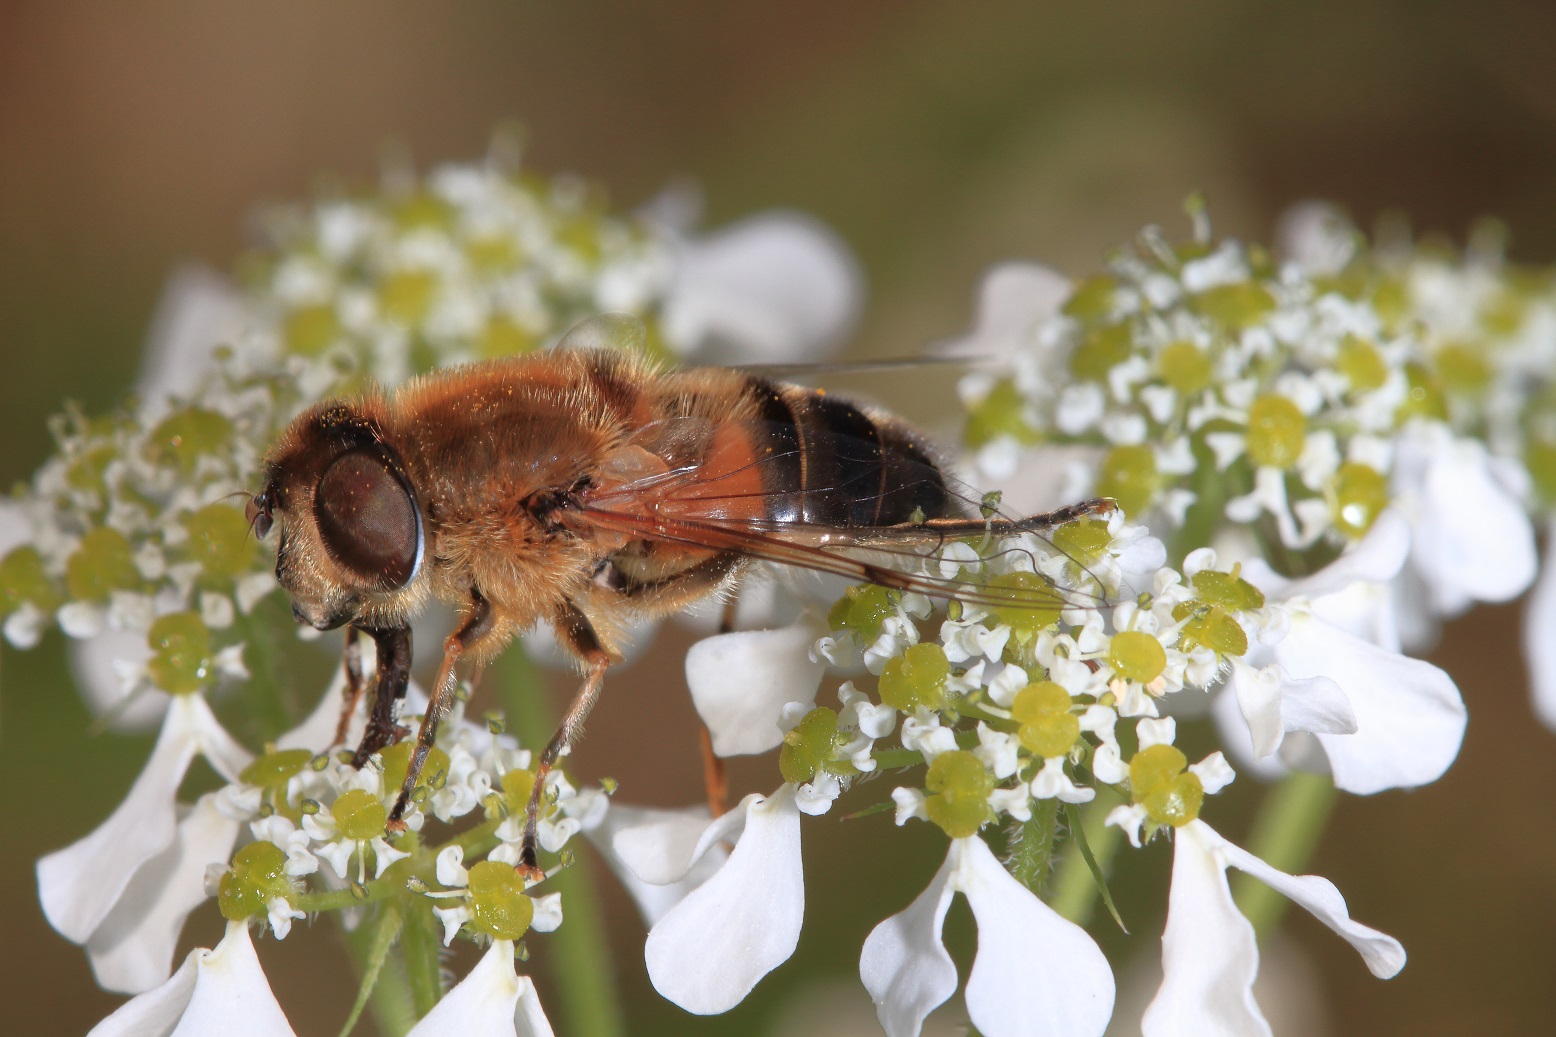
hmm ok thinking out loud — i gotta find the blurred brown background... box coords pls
[3,2,1555,1035]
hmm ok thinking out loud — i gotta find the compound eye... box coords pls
[245,495,272,539]
[313,449,420,588]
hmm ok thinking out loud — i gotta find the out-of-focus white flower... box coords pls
[1141,819,1403,1037]
[38,694,254,988]
[1390,422,1536,624]
[404,938,554,1037]
[644,786,804,1014]
[85,921,297,1037]
[1275,200,1359,277]
[659,212,862,365]
[1523,518,1556,729]
[859,835,1114,1037]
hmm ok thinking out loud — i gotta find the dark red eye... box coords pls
[245,494,273,539]
[313,448,420,588]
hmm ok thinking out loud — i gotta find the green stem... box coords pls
[399,896,445,1017]
[340,901,414,1037]
[1231,771,1337,940]
[492,648,625,1037]
[1005,799,1061,893]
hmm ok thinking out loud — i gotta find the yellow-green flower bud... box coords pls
[146,611,214,695]
[1010,681,1080,758]
[924,750,995,838]
[146,408,233,474]
[1331,461,1390,538]
[240,749,314,790]
[878,644,951,712]
[0,546,59,615]
[218,842,292,922]
[466,860,534,941]
[333,789,388,841]
[1245,394,1306,469]
[183,503,255,581]
[1108,630,1167,684]
[1128,743,1203,826]
[828,584,897,641]
[986,571,1064,639]
[780,708,841,784]
[1095,444,1160,518]
[65,527,140,602]
[1157,340,1213,395]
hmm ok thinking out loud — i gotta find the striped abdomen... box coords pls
[738,376,960,528]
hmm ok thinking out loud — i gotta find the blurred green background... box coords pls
[4,3,1556,1034]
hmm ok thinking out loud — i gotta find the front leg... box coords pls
[519,601,615,879]
[386,591,495,829]
[348,625,413,766]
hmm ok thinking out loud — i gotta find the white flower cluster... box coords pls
[65,666,588,1037]
[953,204,1547,689]
[653,503,1437,1035]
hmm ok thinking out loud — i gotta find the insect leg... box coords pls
[349,625,413,767]
[519,602,613,877]
[1014,496,1118,530]
[385,594,492,829]
[334,627,367,747]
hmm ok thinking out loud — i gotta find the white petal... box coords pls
[1524,530,1556,730]
[645,786,804,1014]
[169,922,298,1037]
[1136,717,1177,750]
[1142,820,1269,1037]
[86,793,241,994]
[1261,509,1408,601]
[1399,429,1536,606]
[407,938,527,1037]
[1209,688,1291,783]
[685,622,826,756]
[437,845,469,888]
[276,668,362,753]
[957,836,1115,1037]
[187,694,254,784]
[662,214,861,364]
[86,942,199,1037]
[1275,614,1465,793]
[1210,823,1406,978]
[70,630,170,732]
[135,265,246,406]
[39,696,204,942]
[859,844,959,1037]
[585,801,730,927]
[1189,752,1236,796]
[530,893,564,934]
[1275,201,1357,276]
[940,261,1072,368]
[612,803,733,886]
[513,976,557,1037]
[1227,659,1286,759]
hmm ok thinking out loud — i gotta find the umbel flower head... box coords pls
[954,200,1556,725]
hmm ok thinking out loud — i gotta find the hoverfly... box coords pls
[247,318,1111,874]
